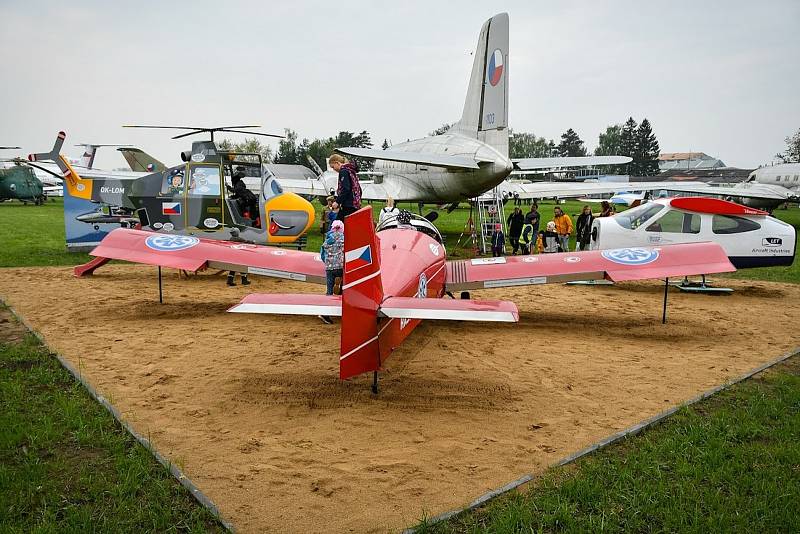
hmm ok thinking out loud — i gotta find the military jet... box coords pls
[27,130,316,244]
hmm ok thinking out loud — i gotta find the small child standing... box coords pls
[491,223,505,257]
[541,221,560,253]
[319,220,345,324]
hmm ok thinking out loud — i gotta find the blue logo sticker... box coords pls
[145,235,200,252]
[601,247,659,265]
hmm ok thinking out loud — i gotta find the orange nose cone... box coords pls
[263,192,316,244]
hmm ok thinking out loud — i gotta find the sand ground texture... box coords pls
[1,265,797,533]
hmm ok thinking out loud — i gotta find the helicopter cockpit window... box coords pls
[161,167,185,195]
[187,165,221,197]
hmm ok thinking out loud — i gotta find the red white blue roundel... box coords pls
[601,247,659,265]
[145,234,200,252]
[486,49,504,86]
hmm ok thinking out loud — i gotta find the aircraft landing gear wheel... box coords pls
[93,225,100,231]
[460,291,470,300]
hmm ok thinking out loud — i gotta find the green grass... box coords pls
[2,197,797,282]
[0,199,90,267]
[0,312,226,533]
[415,356,800,533]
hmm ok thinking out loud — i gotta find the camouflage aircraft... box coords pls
[28,129,316,244]
[0,147,47,204]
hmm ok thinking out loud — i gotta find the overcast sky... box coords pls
[1,0,798,170]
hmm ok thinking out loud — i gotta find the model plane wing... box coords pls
[514,156,632,170]
[86,228,326,283]
[337,147,480,169]
[229,293,341,315]
[379,297,518,322]
[445,243,735,292]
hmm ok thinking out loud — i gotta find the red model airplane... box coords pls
[82,207,735,390]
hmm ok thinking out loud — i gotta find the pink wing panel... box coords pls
[446,243,735,291]
[89,228,325,281]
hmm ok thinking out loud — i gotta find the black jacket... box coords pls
[576,213,594,244]
[507,211,524,237]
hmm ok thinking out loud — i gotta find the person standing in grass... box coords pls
[575,205,594,251]
[553,206,573,253]
[525,202,540,242]
[506,207,524,255]
[491,223,505,257]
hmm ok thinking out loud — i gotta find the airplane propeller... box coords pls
[0,146,22,150]
[122,125,284,142]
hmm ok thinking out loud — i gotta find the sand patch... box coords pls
[1,265,797,533]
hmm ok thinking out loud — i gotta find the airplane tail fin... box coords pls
[340,206,384,380]
[452,13,509,156]
[118,147,166,173]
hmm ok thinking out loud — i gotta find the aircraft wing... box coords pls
[337,147,480,169]
[642,182,798,201]
[501,180,690,199]
[86,228,325,283]
[444,243,734,292]
[514,156,632,170]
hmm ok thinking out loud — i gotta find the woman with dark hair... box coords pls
[599,200,615,217]
[576,205,594,251]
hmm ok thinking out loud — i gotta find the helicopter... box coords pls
[28,128,316,245]
[0,147,47,205]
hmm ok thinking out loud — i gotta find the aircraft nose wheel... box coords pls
[460,291,471,300]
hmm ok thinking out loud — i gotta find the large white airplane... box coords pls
[279,13,630,203]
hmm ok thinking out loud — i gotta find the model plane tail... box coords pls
[452,13,509,156]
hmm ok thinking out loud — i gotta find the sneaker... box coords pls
[241,277,251,286]
[333,276,342,295]
[227,278,236,287]
[318,315,334,325]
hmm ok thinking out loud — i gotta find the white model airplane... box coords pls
[278,13,631,203]
[590,197,796,269]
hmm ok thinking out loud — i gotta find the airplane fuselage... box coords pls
[373,225,447,359]
[372,133,512,202]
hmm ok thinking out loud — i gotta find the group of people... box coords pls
[490,200,617,256]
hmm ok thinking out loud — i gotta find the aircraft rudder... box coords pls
[452,12,509,152]
[339,207,384,380]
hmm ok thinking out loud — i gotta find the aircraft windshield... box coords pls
[376,212,443,243]
[614,203,663,230]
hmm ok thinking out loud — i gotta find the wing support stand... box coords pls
[158,266,163,304]
[371,371,379,395]
[662,277,669,324]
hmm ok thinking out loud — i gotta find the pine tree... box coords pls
[556,128,587,157]
[620,117,638,175]
[636,119,661,176]
[381,139,390,150]
[778,128,800,163]
[274,129,299,164]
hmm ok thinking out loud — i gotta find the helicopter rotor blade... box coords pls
[219,129,284,139]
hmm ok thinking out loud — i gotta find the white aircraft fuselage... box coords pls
[371,133,512,201]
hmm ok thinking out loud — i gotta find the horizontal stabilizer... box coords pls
[514,155,632,170]
[336,147,479,169]
[228,293,341,316]
[379,297,518,322]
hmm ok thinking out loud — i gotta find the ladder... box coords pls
[475,189,507,255]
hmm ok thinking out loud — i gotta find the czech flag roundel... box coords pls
[486,49,504,86]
